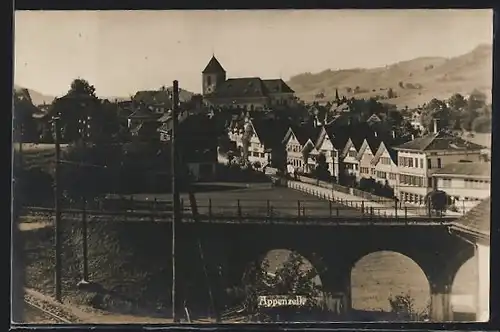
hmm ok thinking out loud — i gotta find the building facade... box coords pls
[432,161,490,212]
[393,131,485,205]
[202,56,296,110]
[371,141,399,191]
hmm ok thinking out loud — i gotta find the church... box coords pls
[201,55,296,110]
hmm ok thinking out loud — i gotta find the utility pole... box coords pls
[53,117,62,302]
[171,80,180,322]
[78,114,90,284]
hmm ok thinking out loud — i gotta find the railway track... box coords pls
[23,299,72,324]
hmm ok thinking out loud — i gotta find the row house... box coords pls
[227,117,289,169]
[282,125,320,173]
[356,133,382,181]
[313,124,346,178]
[392,130,485,205]
[369,141,399,190]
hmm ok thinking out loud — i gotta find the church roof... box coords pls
[205,77,295,100]
[206,77,267,98]
[202,56,226,74]
[262,79,295,94]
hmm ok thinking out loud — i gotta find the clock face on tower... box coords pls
[206,86,213,94]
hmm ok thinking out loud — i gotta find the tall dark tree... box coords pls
[313,153,330,181]
[420,98,452,132]
[49,79,102,143]
[13,90,39,142]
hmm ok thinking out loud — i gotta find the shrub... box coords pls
[388,293,429,321]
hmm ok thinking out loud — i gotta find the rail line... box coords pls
[24,299,73,324]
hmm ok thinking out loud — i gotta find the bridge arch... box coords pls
[241,248,324,287]
[350,250,431,318]
[451,252,477,320]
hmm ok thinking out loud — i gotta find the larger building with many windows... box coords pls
[201,55,296,110]
[432,161,490,213]
[393,130,485,205]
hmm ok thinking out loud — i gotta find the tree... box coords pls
[420,98,451,132]
[60,143,122,203]
[239,252,323,322]
[13,90,39,142]
[425,190,449,216]
[48,79,102,143]
[301,144,313,173]
[69,78,97,98]
[467,89,487,113]
[313,153,330,181]
[448,93,467,112]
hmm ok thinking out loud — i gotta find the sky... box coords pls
[14,9,493,98]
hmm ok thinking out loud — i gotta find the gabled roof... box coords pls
[262,79,294,94]
[452,197,490,240]
[250,118,290,150]
[128,108,162,120]
[283,124,320,146]
[432,161,491,178]
[394,131,485,152]
[202,56,226,74]
[356,137,379,161]
[366,113,382,124]
[371,141,398,166]
[315,122,350,151]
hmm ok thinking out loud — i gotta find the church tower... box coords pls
[202,55,226,96]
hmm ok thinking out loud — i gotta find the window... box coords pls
[427,177,433,188]
[207,75,212,86]
[437,158,442,168]
[415,158,418,168]
[389,173,397,180]
[409,158,414,167]
[441,178,451,188]
[427,159,432,169]
[331,151,337,158]
[348,150,357,157]
[420,159,424,168]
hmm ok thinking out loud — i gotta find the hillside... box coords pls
[13,85,195,106]
[287,44,492,108]
[13,85,55,106]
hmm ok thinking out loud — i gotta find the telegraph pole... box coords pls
[171,80,180,322]
[79,114,90,284]
[53,117,62,302]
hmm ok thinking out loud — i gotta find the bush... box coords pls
[388,293,429,321]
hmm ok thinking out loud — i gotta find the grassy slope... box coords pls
[287,44,492,108]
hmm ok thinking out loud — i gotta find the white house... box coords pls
[301,138,320,174]
[283,125,320,173]
[432,161,490,213]
[339,137,363,179]
[238,118,288,169]
[371,141,399,190]
[314,125,347,178]
[450,197,490,321]
[356,135,382,182]
[393,131,485,205]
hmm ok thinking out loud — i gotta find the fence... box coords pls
[297,175,392,203]
[24,195,453,223]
